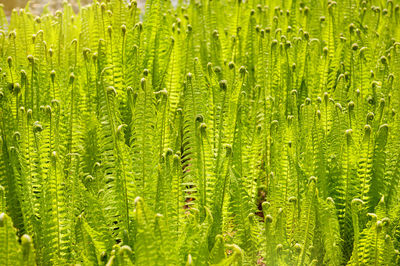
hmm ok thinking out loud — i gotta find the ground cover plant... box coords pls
[0,0,400,265]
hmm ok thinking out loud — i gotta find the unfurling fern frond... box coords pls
[295,177,317,266]
[0,213,35,265]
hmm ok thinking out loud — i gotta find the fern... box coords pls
[0,0,399,265]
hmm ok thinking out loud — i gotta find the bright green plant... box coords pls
[0,0,400,265]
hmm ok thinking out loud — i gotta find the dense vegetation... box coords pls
[0,0,400,265]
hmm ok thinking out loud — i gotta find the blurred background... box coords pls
[2,0,90,16]
[1,0,146,16]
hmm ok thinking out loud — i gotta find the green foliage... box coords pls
[0,0,400,265]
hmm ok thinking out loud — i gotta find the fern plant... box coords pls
[0,0,400,265]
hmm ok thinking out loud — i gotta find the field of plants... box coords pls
[0,0,400,265]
